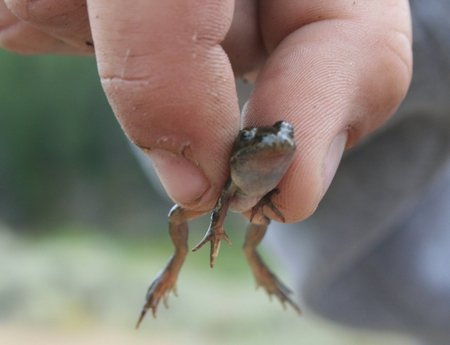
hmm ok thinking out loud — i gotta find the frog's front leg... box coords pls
[192,179,235,268]
[136,205,205,328]
[243,205,301,314]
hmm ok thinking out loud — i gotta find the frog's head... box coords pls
[230,121,296,195]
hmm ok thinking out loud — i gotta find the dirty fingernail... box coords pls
[147,149,209,203]
[322,131,348,198]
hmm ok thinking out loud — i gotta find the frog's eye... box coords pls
[239,129,255,141]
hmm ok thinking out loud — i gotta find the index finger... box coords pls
[86,0,240,210]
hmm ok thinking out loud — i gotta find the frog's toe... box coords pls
[191,235,209,252]
[192,228,232,268]
[255,274,302,315]
[209,233,229,267]
[266,280,302,315]
[136,271,177,328]
[250,189,286,223]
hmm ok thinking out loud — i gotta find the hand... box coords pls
[0,0,412,222]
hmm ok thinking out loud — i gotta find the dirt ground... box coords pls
[0,227,417,345]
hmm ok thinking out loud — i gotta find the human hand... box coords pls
[0,0,412,222]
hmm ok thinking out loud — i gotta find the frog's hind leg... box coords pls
[136,205,205,328]
[243,217,301,315]
[192,179,235,268]
[250,189,285,222]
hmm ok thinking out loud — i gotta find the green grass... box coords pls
[0,224,416,345]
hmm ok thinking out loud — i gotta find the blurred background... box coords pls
[0,49,416,344]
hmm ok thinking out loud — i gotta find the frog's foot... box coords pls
[136,263,178,329]
[244,222,301,315]
[252,262,302,315]
[250,189,286,223]
[192,227,232,268]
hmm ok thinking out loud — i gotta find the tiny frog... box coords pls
[136,121,300,328]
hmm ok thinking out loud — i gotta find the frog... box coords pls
[136,121,301,328]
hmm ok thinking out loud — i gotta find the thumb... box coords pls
[242,0,412,222]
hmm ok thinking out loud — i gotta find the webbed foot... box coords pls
[192,227,232,268]
[244,221,301,315]
[250,189,285,223]
[136,255,179,328]
[251,259,302,315]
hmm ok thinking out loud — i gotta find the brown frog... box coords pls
[136,121,300,328]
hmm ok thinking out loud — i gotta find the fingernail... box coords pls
[147,149,209,203]
[322,131,348,198]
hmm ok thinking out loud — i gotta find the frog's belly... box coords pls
[229,194,262,213]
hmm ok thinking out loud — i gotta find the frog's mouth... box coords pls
[260,134,296,150]
[235,133,296,158]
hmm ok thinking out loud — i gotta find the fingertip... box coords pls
[283,131,347,223]
[147,149,210,205]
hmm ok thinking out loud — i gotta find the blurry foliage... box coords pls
[0,50,169,234]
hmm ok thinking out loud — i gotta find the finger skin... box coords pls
[86,0,241,210]
[242,0,412,221]
[0,0,85,54]
[4,0,93,53]
[221,0,267,77]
